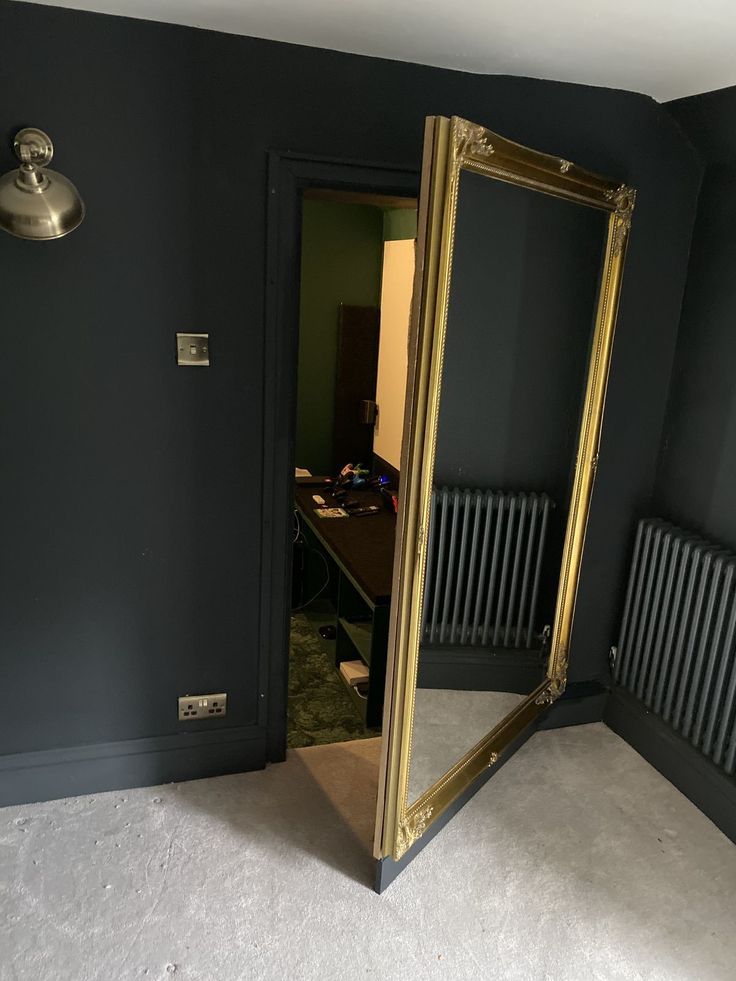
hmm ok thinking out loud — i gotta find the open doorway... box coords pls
[289,188,418,750]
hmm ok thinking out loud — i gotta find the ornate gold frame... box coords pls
[375,116,635,862]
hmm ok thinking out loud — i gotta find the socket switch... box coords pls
[178,692,227,720]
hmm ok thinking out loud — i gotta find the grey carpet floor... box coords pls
[2,723,736,981]
[409,689,526,803]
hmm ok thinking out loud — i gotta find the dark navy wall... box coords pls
[434,172,606,633]
[654,87,736,546]
[0,0,700,802]
[435,171,605,498]
[605,87,736,847]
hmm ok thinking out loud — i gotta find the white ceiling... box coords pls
[16,0,736,101]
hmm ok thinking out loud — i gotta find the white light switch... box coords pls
[177,333,210,366]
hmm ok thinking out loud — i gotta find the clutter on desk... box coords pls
[297,461,399,518]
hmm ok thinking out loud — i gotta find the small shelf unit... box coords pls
[334,574,389,728]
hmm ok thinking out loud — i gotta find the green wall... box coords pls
[297,200,384,474]
[383,208,418,241]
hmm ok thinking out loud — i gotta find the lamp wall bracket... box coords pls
[14,128,54,168]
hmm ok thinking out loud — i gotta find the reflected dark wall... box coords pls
[432,172,606,628]
[434,170,605,498]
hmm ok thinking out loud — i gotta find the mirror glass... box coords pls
[407,168,607,804]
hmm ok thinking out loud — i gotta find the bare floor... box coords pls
[2,724,735,981]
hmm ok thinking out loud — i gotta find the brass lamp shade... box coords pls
[0,128,84,241]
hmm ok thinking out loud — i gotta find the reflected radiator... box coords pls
[422,488,552,650]
[615,518,736,777]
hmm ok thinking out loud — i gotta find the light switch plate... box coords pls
[176,333,209,366]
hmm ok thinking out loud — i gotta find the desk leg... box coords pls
[366,605,389,729]
[334,570,352,668]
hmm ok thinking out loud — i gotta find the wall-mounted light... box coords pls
[0,128,85,241]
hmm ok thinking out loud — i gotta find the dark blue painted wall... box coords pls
[655,87,736,547]
[0,0,701,801]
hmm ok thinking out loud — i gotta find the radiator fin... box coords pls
[423,488,552,650]
[616,518,736,777]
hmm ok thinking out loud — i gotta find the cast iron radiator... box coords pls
[422,488,553,650]
[615,518,736,776]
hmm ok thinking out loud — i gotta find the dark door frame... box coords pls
[261,150,419,761]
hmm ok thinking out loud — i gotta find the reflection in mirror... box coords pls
[407,170,607,805]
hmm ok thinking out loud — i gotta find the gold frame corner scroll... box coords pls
[375,116,635,864]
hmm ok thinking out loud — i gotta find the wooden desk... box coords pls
[294,484,396,728]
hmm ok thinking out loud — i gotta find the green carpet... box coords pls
[288,611,378,748]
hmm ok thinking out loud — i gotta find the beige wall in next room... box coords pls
[374,238,415,471]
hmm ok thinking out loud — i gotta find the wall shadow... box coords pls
[178,738,382,888]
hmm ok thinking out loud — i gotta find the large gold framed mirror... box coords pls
[375,116,635,869]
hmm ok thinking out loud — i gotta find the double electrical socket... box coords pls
[178,692,227,721]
